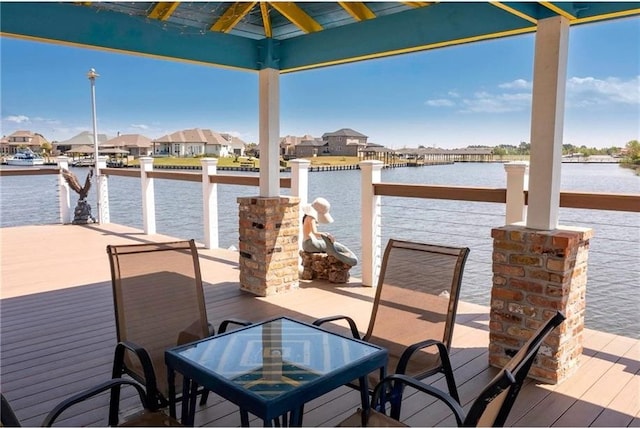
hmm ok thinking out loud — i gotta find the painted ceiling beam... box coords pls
[1,1,638,74]
[148,2,180,21]
[279,2,536,72]
[269,2,323,34]
[540,2,577,20]
[260,3,273,38]
[401,2,433,8]
[572,6,640,24]
[338,2,376,21]
[492,2,538,24]
[210,2,257,33]
[0,2,260,71]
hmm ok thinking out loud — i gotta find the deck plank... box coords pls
[1,224,638,427]
[513,333,637,427]
[552,340,640,427]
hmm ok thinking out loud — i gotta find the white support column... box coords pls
[201,158,219,249]
[360,160,384,287]
[56,156,72,224]
[290,159,310,202]
[140,157,156,235]
[290,159,310,250]
[504,162,529,225]
[527,16,570,230]
[97,156,110,224]
[258,68,281,197]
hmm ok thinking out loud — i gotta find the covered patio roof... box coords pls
[1,1,638,229]
[1,2,638,73]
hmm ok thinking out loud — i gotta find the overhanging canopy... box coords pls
[1,2,638,73]
[2,1,638,230]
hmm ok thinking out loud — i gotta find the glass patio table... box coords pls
[165,316,388,426]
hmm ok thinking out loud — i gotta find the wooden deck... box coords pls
[1,224,638,427]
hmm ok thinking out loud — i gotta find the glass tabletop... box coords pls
[170,317,383,399]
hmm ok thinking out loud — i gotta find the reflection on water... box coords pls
[1,163,638,338]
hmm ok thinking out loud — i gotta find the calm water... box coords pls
[1,163,638,338]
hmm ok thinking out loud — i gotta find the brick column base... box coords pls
[237,196,300,296]
[490,224,593,384]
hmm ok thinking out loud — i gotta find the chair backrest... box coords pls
[365,239,469,379]
[106,239,209,397]
[464,311,566,427]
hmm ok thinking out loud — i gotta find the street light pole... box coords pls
[87,68,101,223]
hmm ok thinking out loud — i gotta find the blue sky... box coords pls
[1,16,638,149]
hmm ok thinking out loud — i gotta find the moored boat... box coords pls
[6,150,45,166]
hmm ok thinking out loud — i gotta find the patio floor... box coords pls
[1,224,638,426]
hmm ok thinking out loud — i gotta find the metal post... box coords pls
[87,68,101,223]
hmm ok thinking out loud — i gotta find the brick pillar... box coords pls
[490,224,593,384]
[237,196,300,296]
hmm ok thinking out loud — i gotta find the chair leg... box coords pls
[199,389,209,406]
[389,382,404,421]
[109,346,126,426]
[240,409,250,427]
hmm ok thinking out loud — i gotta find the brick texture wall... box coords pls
[237,196,300,297]
[490,224,593,384]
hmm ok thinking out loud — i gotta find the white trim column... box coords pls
[527,15,570,230]
[504,161,529,225]
[360,160,384,287]
[259,68,280,197]
[57,156,72,224]
[201,158,219,249]
[97,156,110,224]
[140,157,156,235]
[290,158,310,251]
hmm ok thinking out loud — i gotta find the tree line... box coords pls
[484,141,635,158]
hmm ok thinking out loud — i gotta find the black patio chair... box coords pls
[314,239,469,402]
[339,311,566,427]
[106,239,251,423]
[1,378,180,427]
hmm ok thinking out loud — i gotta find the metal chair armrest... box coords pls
[373,374,466,426]
[42,379,149,427]
[396,339,460,403]
[218,318,252,333]
[113,341,164,408]
[313,315,361,339]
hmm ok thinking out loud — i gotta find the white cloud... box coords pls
[566,76,640,106]
[459,91,531,113]
[4,115,30,123]
[499,79,532,90]
[424,75,638,115]
[32,117,61,125]
[221,130,242,137]
[131,123,149,130]
[425,99,456,107]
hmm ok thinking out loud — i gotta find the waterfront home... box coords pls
[153,128,232,158]
[102,133,153,158]
[293,136,327,158]
[0,130,50,157]
[291,128,370,158]
[220,133,250,157]
[55,131,110,156]
[281,134,315,157]
[322,128,369,157]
